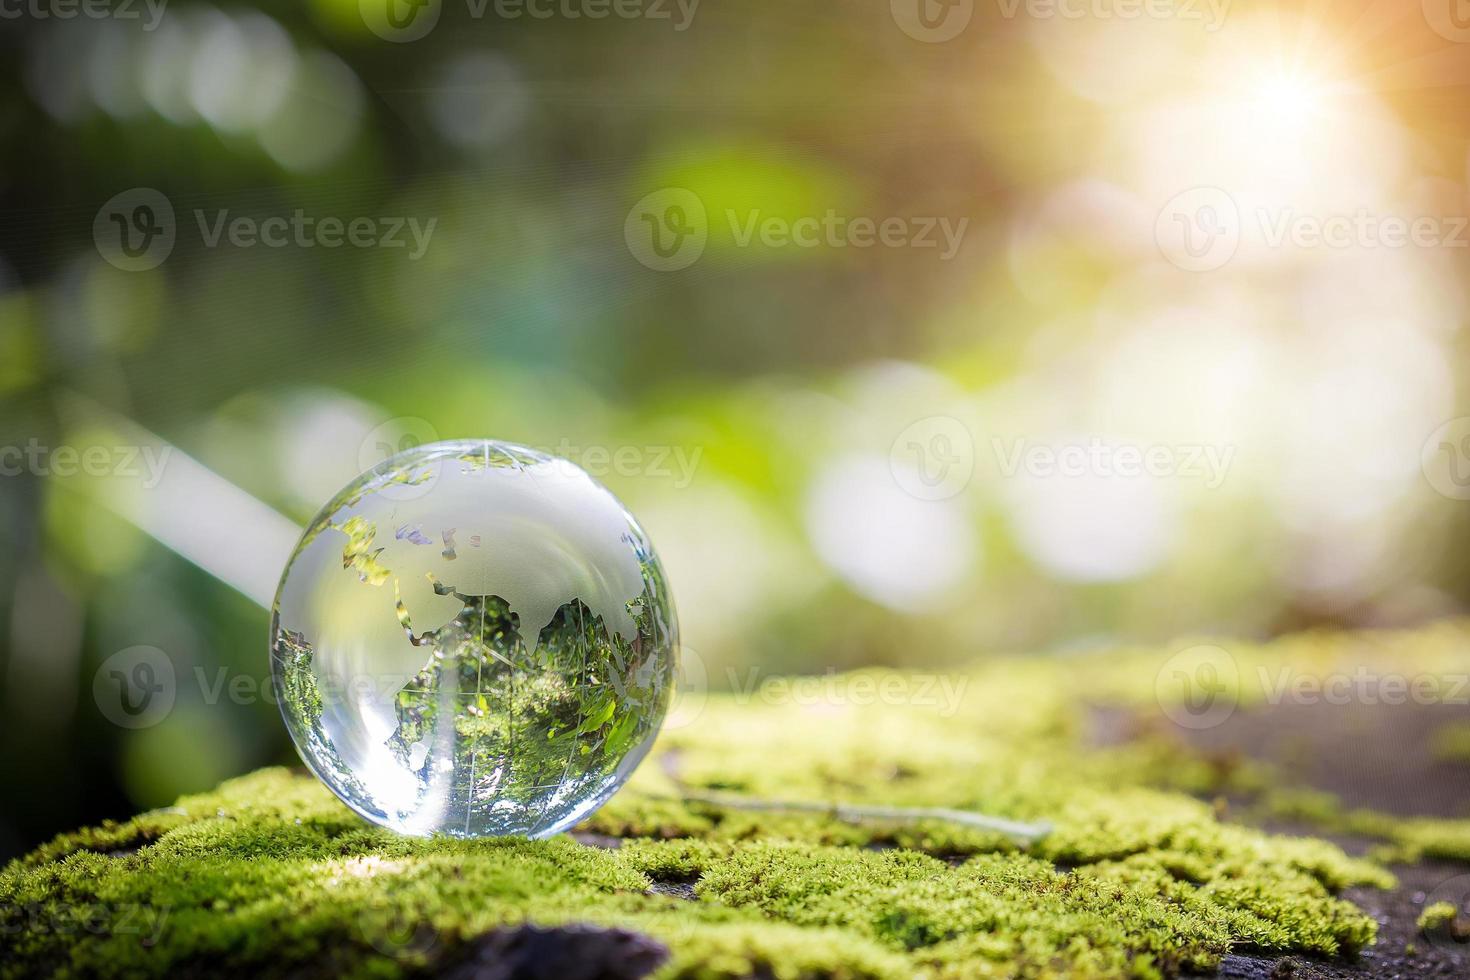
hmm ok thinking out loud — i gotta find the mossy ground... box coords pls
[6,624,1470,978]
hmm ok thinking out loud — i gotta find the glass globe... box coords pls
[270,440,678,838]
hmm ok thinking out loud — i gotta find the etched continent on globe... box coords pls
[270,440,678,838]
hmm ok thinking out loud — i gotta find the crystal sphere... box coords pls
[271,440,678,838]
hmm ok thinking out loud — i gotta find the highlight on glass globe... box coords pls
[269,439,678,839]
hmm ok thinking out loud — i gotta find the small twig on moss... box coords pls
[677,789,1053,844]
[658,749,1052,844]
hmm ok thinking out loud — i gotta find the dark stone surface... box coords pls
[436,924,668,980]
[1160,698,1470,978]
[1184,699,1470,819]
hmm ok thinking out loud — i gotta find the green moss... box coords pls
[1417,901,1459,936]
[0,769,1382,980]
[1259,788,1470,866]
[13,623,1470,977]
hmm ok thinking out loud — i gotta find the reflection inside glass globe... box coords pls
[270,440,677,838]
